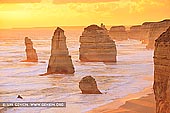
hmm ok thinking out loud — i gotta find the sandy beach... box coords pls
[87,86,155,113]
[112,94,155,113]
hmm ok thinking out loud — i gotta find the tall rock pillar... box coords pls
[23,37,38,62]
[47,27,75,74]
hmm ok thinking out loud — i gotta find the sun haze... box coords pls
[0,0,170,29]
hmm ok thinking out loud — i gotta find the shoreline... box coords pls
[87,86,155,113]
[112,93,155,113]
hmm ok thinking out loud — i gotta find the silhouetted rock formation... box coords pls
[109,26,128,41]
[17,95,23,99]
[100,23,107,31]
[46,27,75,74]
[79,25,117,62]
[129,19,170,48]
[22,37,38,62]
[153,27,170,113]
[79,76,102,94]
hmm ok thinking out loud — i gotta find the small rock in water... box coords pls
[79,76,102,94]
[17,95,23,99]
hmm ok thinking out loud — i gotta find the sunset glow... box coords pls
[0,0,170,28]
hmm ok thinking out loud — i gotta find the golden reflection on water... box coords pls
[0,28,154,113]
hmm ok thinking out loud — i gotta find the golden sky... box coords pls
[0,0,170,28]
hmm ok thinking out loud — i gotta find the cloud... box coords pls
[0,0,169,28]
[0,0,41,3]
[53,0,119,4]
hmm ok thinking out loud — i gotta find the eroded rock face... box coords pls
[153,27,170,113]
[109,26,128,41]
[79,76,102,94]
[46,27,75,74]
[129,19,170,48]
[23,37,38,62]
[146,20,170,49]
[129,25,150,44]
[79,25,117,62]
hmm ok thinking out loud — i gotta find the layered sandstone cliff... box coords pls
[46,27,75,74]
[129,19,170,47]
[129,25,150,44]
[79,25,117,62]
[129,25,142,40]
[109,26,128,41]
[146,19,170,49]
[153,27,170,113]
[22,37,38,62]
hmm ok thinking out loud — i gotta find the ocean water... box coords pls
[0,27,154,113]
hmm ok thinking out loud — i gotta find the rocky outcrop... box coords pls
[46,27,75,74]
[22,37,38,62]
[17,95,23,99]
[79,76,102,94]
[79,25,117,62]
[129,25,142,40]
[129,19,170,47]
[146,20,170,49]
[100,23,107,31]
[129,25,150,44]
[109,26,128,41]
[153,27,170,113]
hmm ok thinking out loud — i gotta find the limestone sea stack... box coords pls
[79,25,117,62]
[129,25,150,44]
[79,76,102,94]
[23,37,38,62]
[46,27,75,74]
[109,26,128,41]
[153,27,170,113]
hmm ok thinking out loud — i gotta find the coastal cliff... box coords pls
[147,20,170,49]
[109,26,128,41]
[153,27,170,113]
[129,25,150,44]
[129,19,170,48]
